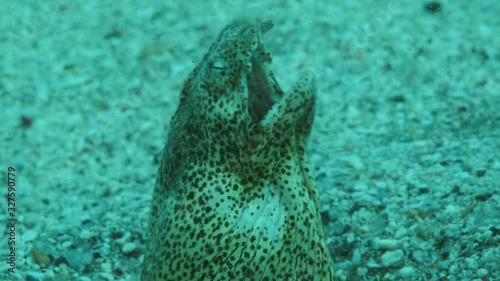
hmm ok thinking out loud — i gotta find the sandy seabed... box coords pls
[1,1,498,280]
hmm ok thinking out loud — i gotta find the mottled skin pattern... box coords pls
[142,19,335,281]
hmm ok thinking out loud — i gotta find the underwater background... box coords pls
[0,0,498,280]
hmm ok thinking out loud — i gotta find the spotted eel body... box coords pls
[142,19,335,281]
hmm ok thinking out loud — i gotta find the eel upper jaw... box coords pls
[246,21,284,124]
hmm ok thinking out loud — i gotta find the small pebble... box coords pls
[345,155,365,170]
[116,231,132,244]
[43,270,55,278]
[394,228,407,239]
[334,261,351,270]
[80,229,95,240]
[411,250,425,263]
[101,262,112,273]
[98,272,115,281]
[23,230,39,242]
[381,249,404,267]
[122,242,136,254]
[64,249,93,269]
[26,271,44,281]
[346,232,356,243]
[31,247,51,267]
[448,264,459,274]
[477,268,488,277]
[437,260,450,270]
[465,257,478,269]
[57,263,70,276]
[23,213,40,228]
[356,266,368,276]
[374,238,399,250]
[399,266,414,277]
[352,249,361,265]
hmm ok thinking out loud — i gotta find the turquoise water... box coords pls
[1,1,498,280]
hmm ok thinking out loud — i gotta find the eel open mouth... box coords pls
[246,20,285,124]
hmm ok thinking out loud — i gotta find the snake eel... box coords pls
[142,18,336,281]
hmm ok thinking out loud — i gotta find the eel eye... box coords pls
[210,58,229,73]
